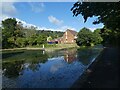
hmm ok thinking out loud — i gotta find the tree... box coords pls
[36,35,47,45]
[71,2,120,46]
[76,27,94,46]
[2,18,24,48]
[71,2,120,31]
[2,18,17,48]
[93,29,103,45]
[100,27,120,46]
[16,37,27,47]
[1,18,64,48]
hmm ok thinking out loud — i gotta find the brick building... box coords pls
[47,29,77,44]
[60,29,77,44]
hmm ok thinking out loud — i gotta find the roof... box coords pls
[66,29,77,36]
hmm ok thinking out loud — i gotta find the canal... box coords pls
[2,46,103,88]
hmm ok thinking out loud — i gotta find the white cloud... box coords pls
[0,0,79,2]
[0,2,17,24]
[29,2,45,13]
[60,25,76,31]
[88,28,97,32]
[1,2,17,16]
[48,16,63,26]
[15,18,38,28]
[1,17,76,32]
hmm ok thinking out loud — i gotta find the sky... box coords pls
[1,1,104,32]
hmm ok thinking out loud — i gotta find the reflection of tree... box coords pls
[27,53,48,72]
[28,63,40,72]
[2,60,24,78]
[3,50,49,76]
[77,47,99,66]
[2,51,24,59]
[64,49,77,63]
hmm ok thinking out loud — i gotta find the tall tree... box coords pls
[76,27,94,46]
[71,2,120,31]
[71,2,120,46]
[2,18,17,48]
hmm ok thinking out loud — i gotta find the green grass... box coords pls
[2,43,79,52]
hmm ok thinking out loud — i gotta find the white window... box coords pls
[66,31,67,35]
[66,36,67,39]
[66,32,67,39]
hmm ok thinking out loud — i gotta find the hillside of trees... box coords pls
[1,18,64,49]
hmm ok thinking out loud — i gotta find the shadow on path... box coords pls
[72,47,120,88]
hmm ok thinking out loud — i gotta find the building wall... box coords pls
[61,30,76,44]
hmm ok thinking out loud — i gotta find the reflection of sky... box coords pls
[2,47,102,88]
[17,59,85,88]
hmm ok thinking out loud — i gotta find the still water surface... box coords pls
[2,46,102,88]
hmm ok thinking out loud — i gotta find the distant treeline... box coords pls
[1,18,64,49]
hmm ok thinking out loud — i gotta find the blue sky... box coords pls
[1,2,104,32]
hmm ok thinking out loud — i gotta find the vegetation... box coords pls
[76,27,103,46]
[1,18,64,49]
[71,2,120,47]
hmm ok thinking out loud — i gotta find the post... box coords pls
[43,44,44,49]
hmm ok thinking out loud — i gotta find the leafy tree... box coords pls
[93,29,103,45]
[36,35,47,45]
[0,27,2,49]
[16,37,27,47]
[2,18,17,48]
[100,27,120,46]
[71,2,120,46]
[71,2,120,31]
[2,18,24,48]
[2,18,64,49]
[76,27,94,46]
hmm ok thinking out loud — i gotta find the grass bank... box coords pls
[1,44,79,52]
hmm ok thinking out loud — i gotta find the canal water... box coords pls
[2,46,103,88]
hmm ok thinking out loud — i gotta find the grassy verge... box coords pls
[1,44,79,52]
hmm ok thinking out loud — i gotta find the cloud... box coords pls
[29,2,45,13]
[48,16,63,26]
[88,28,97,32]
[0,0,79,2]
[15,18,38,28]
[60,25,76,31]
[1,2,17,16]
[1,17,76,32]
[0,2,17,24]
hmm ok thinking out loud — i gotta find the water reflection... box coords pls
[2,47,102,88]
[2,50,49,77]
[64,49,77,63]
[77,47,101,66]
[2,60,24,78]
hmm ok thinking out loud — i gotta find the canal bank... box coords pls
[71,47,120,88]
[1,44,78,52]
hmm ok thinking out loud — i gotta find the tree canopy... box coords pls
[2,18,64,49]
[71,2,120,46]
[71,2,120,31]
[76,27,102,46]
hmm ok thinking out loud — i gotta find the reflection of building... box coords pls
[64,49,77,63]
